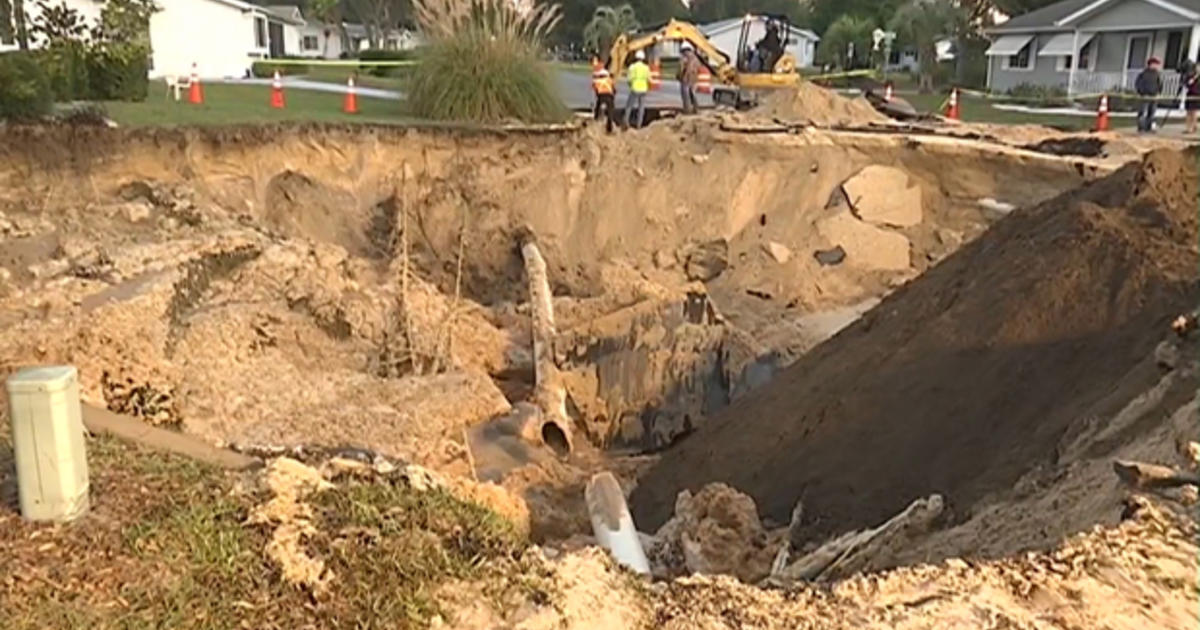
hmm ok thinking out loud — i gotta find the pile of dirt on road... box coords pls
[757,82,889,126]
[631,149,1200,539]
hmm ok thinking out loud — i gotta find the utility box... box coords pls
[6,366,89,522]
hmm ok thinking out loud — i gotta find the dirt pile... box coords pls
[631,149,1200,539]
[757,82,890,126]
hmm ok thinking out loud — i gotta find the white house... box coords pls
[1,0,307,78]
[148,0,306,78]
[296,19,348,58]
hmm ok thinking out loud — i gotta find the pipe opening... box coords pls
[541,421,570,457]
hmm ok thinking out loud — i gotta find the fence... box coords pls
[1069,69,1182,97]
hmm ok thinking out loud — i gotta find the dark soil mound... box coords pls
[1023,137,1106,158]
[631,150,1200,536]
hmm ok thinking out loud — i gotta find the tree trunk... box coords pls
[13,0,27,50]
[954,35,967,84]
[0,0,13,45]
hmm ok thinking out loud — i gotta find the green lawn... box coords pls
[901,92,1133,130]
[104,82,409,127]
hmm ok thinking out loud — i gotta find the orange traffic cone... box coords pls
[945,87,960,120]
[187,63,204,105]
[650,59,662,91]
[270,71,286,109]
[343,75,358,114]
[1095,94,1109,131]
[697,66,712,94]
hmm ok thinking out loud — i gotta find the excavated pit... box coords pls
[0,121,1126,540]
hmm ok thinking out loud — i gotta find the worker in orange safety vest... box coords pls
[592,66,616,133]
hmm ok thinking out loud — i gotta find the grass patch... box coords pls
[902,92,1134,130]
[105,81,410,127]
[1,434,535,629]
[309,477,525,626]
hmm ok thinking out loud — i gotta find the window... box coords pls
[1003,41,1032,70]
[1165,30,1185,70]
[1058,40,1095,72]
[302,35,319,51]
[254,16,267,48]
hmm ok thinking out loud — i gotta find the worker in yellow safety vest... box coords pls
[592,66,616,134]
[623,50,651,130]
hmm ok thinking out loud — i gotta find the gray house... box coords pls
[986,0,1200,96]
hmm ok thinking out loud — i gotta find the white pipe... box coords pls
[585,472,651,575]
[7,366,90,522]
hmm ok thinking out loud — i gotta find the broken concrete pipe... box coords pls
[7,365,90,522]
[519,231,575,457]
[585,471,651,575]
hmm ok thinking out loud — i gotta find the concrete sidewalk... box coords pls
[82,404,261,471]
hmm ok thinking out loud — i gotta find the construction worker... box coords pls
[624,50,651,130]
[677,42,701,115]
[592,66,616,133]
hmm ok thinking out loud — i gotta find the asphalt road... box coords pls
[233,69,714,111]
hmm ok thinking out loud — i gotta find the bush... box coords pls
[0,51,54,120]
[87,45,150,101]
[358,48,420,77]
[406,32,565,123]
[251,61,309,78]
[35,43,90,102]
[1006,82,1070,107]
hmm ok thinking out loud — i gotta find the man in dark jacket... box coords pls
[1135,57,1163,132]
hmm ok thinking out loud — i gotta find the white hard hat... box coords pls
[681,42,693,51]
[635,50,646,61]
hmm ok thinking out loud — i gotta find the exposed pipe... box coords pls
[519,228,573,456]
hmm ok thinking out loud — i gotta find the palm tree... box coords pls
[582,4,638,60]
[888,0,966,93]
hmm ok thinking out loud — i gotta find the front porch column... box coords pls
[1067,29,1080,98]
[1190,23,1200,64]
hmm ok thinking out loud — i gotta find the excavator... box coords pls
[606,15,800,108]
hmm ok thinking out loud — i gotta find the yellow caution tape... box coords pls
[255,58,418,67]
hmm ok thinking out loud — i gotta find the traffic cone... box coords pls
[650,59,662,91]
[697,66,712,95]
[1095,94,1109,131]
[187,63,204,105]
[343,75,358,114]
[945,87,960,120]
[884,82,893,103]
[270,71,286,109]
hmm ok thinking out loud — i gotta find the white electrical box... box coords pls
[7,365,90,522]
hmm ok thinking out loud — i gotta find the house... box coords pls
[148,0,306,78]
[985,0,1200,96]
[262,5,307,58]
[1,0,311,78]
[885,39,956,73]
[696,17,820,68]
[296,19,349,59]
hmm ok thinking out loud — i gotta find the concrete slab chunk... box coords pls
[843,165,923,228]
[815,211,911,272]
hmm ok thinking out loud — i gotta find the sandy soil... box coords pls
[1,117,1196,624]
